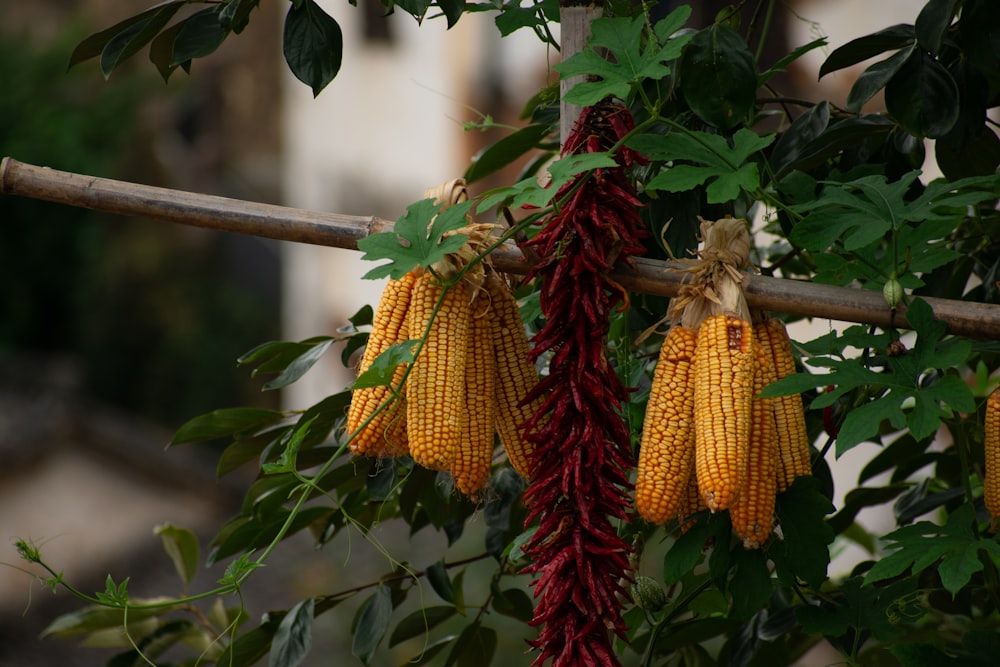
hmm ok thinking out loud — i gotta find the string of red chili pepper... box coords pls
[520,99,647,667]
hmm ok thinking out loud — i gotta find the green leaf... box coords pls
[679,24,757,129]
[283,0,343,96]
[662,517,713,585]
[836,391,906,455]
[170,407,287,445]
[352,339,418,389]
[729,548,772,620]
[208,507,333,564]
[444,621,497,667]
[915,0,958,55]
[819,23,915,78]
[170,7,230,65]
[215,622,278,667]
[771,101,830,177]
[863,504,983,596]
[464,124,553,184]
[357,198,473,280]
[438,0,467,28]
[759,37,827,85]
[477,152,617,211]
[426,560,455,604]
[69,2,187,76]
[41,601,181,639]
[827,484,910,534]
[555,10,693,106]
[638,128,774,202]
[890,643,960,667]
[388,606,456,647]
[261,338,334,390]
[352,585,393,664]
[846,44,915,113]
[483,467,525,560]
[270,598,314,667]
[885,50,960,138]
[154,523,200,586]
[238,336,336,386]
[490,586,534,622]
[772,476,834,589]
[220,0,261,33]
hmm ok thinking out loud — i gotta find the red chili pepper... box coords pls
[520,100,646,667]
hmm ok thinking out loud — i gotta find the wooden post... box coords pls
[559,1,601,144]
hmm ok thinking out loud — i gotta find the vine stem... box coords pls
[4,156,1000,339]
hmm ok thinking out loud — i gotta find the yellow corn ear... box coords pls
[406,270,470,470]
[452,294,496,498]
[486,272,541,478]
[676,466,705,534]
[985,388,1000,520]
[755,319,812,491]
[694,314,754,511]
[636,325,698,524]
[347,271,416,457]
[730,340,778,548]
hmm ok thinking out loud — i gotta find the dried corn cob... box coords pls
[676,466,705,534]
[636,325,698,524]
[755,318,811,490]
[347,271,417,457]
[694,314,754,511]
[452,294,496,498]
[985,388,1000,520]
[486,272,541,479]
[730,340,778,548]
[406,269,471,470]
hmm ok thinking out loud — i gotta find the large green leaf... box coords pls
[915,0,959,55]
[69,2,186,74]
[170,7,230,65]
[555,8,692,106]
[444,621,497,667]
[846,44,915,113]
[154,523,200,586]
[357,199,473,280]
[464,123,553,184]
[270,598,314,667]
[283,0,343,96]
[679,24,757,129]
[170,407,287,445]
[885,50,960,138]
[388,606,456,647]
[351,585,393,664]
[818,23,915,78]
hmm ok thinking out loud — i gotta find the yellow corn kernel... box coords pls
[452,294,496,498]
[406,270,470,470]
[347,271,416,457]
[985,388,1000,520]
[636,325,698,525]
[694,314,754,511]
[730,340,778,548]
[485,272,542,479]
[755,319,811,491]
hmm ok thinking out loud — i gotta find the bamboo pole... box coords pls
[4,156,1000,339]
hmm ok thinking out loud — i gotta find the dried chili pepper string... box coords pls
[520,100,646,667]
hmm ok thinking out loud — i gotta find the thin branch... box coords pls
[4,157,1000,339]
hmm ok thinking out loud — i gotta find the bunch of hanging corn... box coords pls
[346,181,541,499]
[634,218,812,548]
